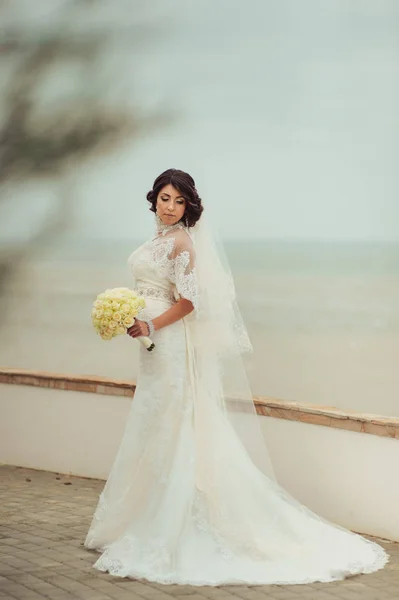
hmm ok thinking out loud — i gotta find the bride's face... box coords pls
[156,184,186,226]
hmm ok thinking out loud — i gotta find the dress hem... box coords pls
[86,542,389,587]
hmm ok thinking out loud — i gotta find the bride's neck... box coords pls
[155,213,185,236]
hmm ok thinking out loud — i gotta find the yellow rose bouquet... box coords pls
[91,288,155,351]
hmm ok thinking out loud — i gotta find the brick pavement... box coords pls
[0,465,398,600]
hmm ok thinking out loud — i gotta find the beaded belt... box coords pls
[137,286,175,302]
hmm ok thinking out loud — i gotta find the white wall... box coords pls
[261,417,399,542]
[0,384,131,480]
[1,383,399,541]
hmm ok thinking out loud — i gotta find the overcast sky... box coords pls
[3,0,398,243]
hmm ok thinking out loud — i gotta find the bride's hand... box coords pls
[127,319,149,338]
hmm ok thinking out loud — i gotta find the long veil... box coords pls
[185,213,276,482]
[85,210,388,580]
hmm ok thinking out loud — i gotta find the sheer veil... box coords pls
[186,212,276,482]
[84,208,388,581]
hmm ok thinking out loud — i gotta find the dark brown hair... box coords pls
[146,168,204,227]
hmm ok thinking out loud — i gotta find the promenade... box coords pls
[0,465,398,600]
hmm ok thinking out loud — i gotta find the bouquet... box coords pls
[91,287,155,351]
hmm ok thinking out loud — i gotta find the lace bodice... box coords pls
[127,224,198,310]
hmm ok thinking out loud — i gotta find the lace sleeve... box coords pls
[169,230,198,310]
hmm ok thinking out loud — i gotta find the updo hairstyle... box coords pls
[146,168,204,228]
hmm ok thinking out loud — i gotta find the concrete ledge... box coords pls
[254,397,399,440]
[0,368,135,397]
[1,367,398,440]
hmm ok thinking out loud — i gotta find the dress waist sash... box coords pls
[137,285,175,303]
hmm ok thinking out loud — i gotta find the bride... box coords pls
[84,168,388,586]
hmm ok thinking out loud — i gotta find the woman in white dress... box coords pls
[84,168,388,586]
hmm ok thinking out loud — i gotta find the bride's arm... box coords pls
[127,299,194,338]
[152,230,197,329]
[152,298,194,330]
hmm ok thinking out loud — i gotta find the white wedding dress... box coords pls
[84,218,388,586]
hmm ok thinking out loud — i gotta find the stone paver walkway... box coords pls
[0,465,398,600]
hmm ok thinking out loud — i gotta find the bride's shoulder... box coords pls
[167,228,194,252]
[148,227,194,258]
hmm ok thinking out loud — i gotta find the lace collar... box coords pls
[154,213,186,237]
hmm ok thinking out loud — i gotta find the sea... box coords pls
[1,237,398,417]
